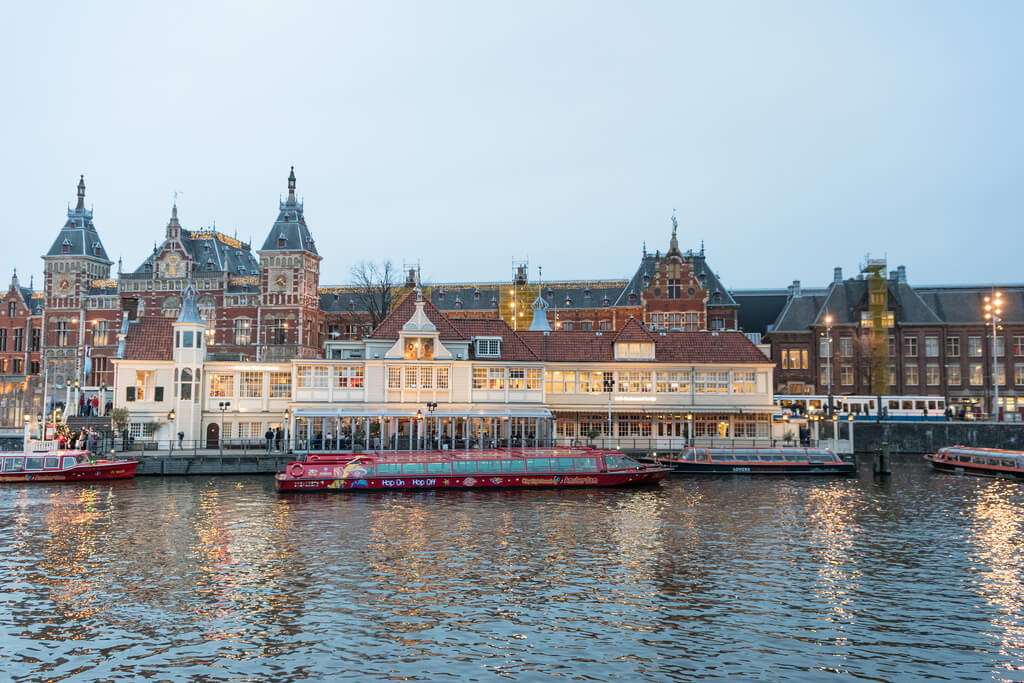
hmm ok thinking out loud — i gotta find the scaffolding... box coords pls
[862,258,889,395]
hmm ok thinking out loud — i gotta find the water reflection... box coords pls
[0,468,1021,681]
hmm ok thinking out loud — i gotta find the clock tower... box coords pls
[257,167,322,360]
[41,176,114,402]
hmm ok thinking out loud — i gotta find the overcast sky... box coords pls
[4,1,1021,291]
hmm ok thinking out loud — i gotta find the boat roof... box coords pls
[305,447,630,464]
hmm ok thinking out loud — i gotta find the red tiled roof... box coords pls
[518,330,770,364]
[369,291,464,340]
[122,317,174,361]
[612,316,655,343]
[457,319,540,361]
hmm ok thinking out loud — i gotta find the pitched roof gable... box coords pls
[368,291,464,340]
[122,317,174,361]
[518,329,769,364]
[612,316,655,343]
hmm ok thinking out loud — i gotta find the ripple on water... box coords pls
[0,465,1021,681]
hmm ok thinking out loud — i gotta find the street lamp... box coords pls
[218,401,230,455]
[685,412,693,445]
[23,413,31,449]
[99,384,107,416]
[64,378,72,417]
[822,314,833,417]
[284,408,291,452]
[604,377,616,443]
[425,401,438,449]
[168,410,177,453]
[984,291,1005,421]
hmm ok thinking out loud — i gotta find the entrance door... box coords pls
[206,423,219,449]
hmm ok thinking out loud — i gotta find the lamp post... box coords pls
[284,408,291,453]
[218,401,230,455]
[831,412,838,444]
[823,314,833,417]
[168,409,177,453]
[23,414,31,453]
[99,384,107,416]
[73,379,80,417]
[415,409,423,450]
[604,377,616,446]
[425,401,438,449]
[984,291,1005,421]
[685,412,693,446]
[64,378,72,417]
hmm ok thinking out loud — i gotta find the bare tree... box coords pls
[350,260,397,331]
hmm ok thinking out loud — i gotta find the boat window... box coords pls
[401,463,426,475]
[501,460,526,473]
[709,455,734,462]
[476,460,502,474]
[25,457,44,471]
[453,461,476,474]
[44,457,59,468]
[62,456,78,469]
[763,455,784,461]
[574,457,598,471]
[3,458,24,472]
[427,462,449,475]
[1003,460,1016,468]
[958,455,971,463]
[526,458,551,472]
[988,458,1001,466]
[733,449,756,459]
[554,458,575,472]
[680,450,695,461]
[784,455,804,462]
[375,463,401,475]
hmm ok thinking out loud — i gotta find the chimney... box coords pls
[791,279,801,297]
[833,267,843,283]
[897,265,907,283]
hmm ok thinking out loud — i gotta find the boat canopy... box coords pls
[680,446,841,462]
[938,446,1024,467]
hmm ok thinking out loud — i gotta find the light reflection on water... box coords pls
[0,459,1021,681]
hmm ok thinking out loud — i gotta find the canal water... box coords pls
[0,458,1021,681]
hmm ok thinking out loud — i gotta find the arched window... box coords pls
[8,302,15,317]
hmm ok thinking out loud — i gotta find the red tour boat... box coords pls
[276,447,669,492]
[925,446,1024,479]
[0,450,138,483]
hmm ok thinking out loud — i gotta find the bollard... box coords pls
[874,440,891,475]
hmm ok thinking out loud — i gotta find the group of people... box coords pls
[57,427,102,454]
[263,427,285,452]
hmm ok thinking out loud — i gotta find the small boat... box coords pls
[275,447,669,492]
[650,446,856,475]
[925,446,1024,479]
[0,450,138,483]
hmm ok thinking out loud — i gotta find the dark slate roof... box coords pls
[431,285,501,311]
[259,170,317,255]
[44,191,112,263]
[540,283,626,310]
[519,330,770,364]
[122,317,173,361]
[320,290,387,313]
[134,217,259,277]
[731,290,790,335]
[771,292,831,333]
[616,251,736,307]
[915,285,1024,324]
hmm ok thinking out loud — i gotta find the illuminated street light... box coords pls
[983,290,1005,421]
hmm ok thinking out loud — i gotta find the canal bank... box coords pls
[852,421,1024,454]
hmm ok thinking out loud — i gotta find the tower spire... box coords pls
[288,166,296,197]
[76,175,86,210]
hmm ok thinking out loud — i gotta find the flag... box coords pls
[83,346,91,378]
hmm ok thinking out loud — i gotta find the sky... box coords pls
[3,1,1022,291]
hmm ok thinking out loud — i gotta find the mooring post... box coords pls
[874,440,891,475]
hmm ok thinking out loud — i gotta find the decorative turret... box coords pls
[172,284,205,445]
[259,166,318,255]
[528,291,551,332]
[76,175,86,210]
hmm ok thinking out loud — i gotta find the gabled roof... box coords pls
[731,290,790,334]
[459,319,540,361]
[613,316,655,343]
[121,317,173,361]
[368,290,464,340]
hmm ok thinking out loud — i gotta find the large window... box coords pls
[667,279,681,299]
[240,371,263,398]
[404,337,435,360]
[1014,336,1024,356]
[487,367,505,389]
[618,371,653,393]
[969,363,984,386]
[210,374,234,397]
[297,365,329,388]
[475,339,500,357]
[840,366,853,386]
[55,321,70,347]
[968,336,983,357]
[437,367,450,389]
[526,368,541,390]
[135,370,154,401]
[615,343,654,360]
[733,370,756,393]
[946,364,961,386]
[657,371,691,393]
[92,321,108,347]
[904,337,918,358]
[946,336,960,358]
[335,366,365,389]
[839,338,853,358]
[1016,365,1024,387]
[234,319,252,346]
[695,371,729,393]
[180,368,193,400]
[13,328,24,352]
[684,313,699,331]
[388,367,402,389]
[904,364,919,386]
[925,336,939,357]
[509,368,526,389]
[270,372,291,398]
[926,364,940,386]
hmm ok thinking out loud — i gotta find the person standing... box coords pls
[91,395,100,417]
[265,428,274,453]
[275,426,283,452]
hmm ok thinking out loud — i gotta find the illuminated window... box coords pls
[270,372,291,398]
[210,374,234,397]
[240,371,263,398]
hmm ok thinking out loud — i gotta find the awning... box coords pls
[293,403,551,419]
[547,405,776,414]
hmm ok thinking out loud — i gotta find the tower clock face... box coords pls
[271,270,290,292]
[55,274,73,293]
[162,253,183,278]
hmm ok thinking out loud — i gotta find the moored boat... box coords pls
[925,446,1024,479]
[0,450,138,483]
[275,447,669,492]
[650,446,856,475]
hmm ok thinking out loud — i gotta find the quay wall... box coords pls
[853,422,1024,454]
[131,454,295,476]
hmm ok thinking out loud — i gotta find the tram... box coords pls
[774,394,947,421]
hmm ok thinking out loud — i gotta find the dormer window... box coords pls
[546,288,553,298]
[61,239,71,254]
[404,336,435,360]
[473,290,480,300]
[206,259,215,271]
[454,299,463,309]
[615,342,655,361]
[278,233,287,248]
[583,288,591,298]
[144,262,152,272]
[565,298,572,306]
[475,338,501,357]
[437,290,445,300]
[283,215,290,222]
[628,292,638,303]
[642,274,650,285]
[348,300,355,311]
[603,297,610,306]
[92,242,101,256]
